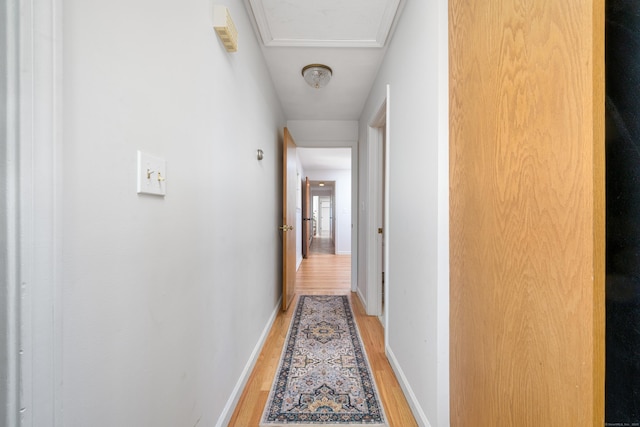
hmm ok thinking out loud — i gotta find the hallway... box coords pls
[228,253,417,426]
[5,1,451,425]
[5,0,609,424]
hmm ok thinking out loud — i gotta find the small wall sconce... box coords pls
[211,5,238,52]
[257,149,264,160]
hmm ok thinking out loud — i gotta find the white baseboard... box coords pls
[335,251,351,255]
[356,287,368,313]
[386,345,432,427]
[215,296,282,427]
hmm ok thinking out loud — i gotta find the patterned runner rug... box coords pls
[260,295,387,426]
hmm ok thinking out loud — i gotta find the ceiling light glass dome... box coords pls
[301,64,332,89]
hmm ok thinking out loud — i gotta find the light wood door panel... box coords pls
[449,0,605,425]
[302,177,311,258]
[282,128,297,311]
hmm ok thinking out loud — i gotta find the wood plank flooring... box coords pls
[309,235,335,255]
[296,254,351,293]
[227,253,417,426]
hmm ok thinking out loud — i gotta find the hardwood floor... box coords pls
[227,253,417,426]
[309,235,335,255]
[296,254,351,293]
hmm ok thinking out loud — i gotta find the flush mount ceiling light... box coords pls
[301,64,332,89]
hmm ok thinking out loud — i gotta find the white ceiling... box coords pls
[244,0,405,120]
[247,0,400,48]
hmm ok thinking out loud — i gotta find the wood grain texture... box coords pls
[302,177,311,258]
[228,253,417,426]
[449,0,605,425]
[282,128,297,311]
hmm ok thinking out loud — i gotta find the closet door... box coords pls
[449,0,605,425]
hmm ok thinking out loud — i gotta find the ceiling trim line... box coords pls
[375,0,402,46]
[264,39,385,48]
[245,0,404,49]
[246,0,274,45]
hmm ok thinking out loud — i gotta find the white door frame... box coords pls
[5,0,63,425]
[3,1,21,424]
[366,86,390,343]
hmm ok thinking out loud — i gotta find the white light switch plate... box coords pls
[137,150,166,196]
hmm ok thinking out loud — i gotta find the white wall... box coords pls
[305,170,352,255]
[358,0,449,426]
[61,0,285,426]
[287,120,358,146]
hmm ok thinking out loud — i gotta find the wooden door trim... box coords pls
[592,0,606,423]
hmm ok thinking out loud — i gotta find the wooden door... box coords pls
[281,128,297,311]
[449,0,605,425]
[302,177,311,258]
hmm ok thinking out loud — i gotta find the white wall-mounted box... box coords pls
[211,5,238,52]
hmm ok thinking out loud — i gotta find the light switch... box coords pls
[137,150,166,196]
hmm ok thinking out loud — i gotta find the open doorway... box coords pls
[366,90,389,330]
[373,125,386,324]
[310,182,336,255]
[296,147,352,287]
